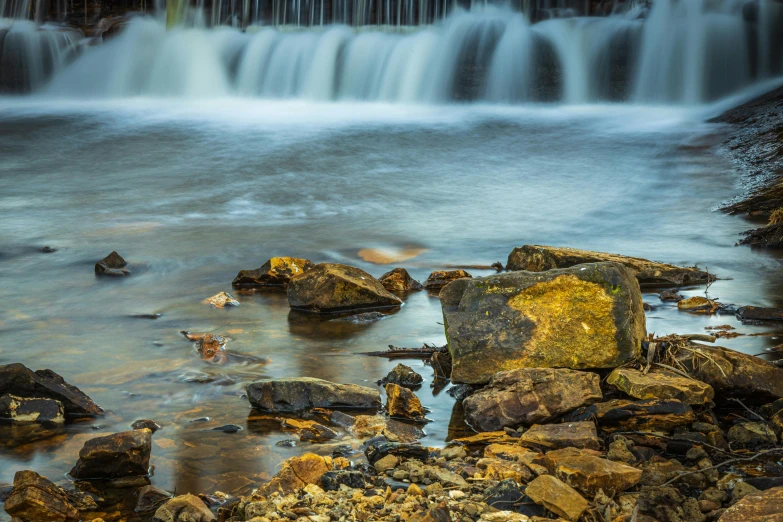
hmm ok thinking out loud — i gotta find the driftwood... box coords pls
[362,343,446,358]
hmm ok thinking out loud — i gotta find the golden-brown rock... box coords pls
[607,367,714,405]
[519,421,601,451]
[202,291,239,308]
[565,399,695,432]
[0,395,64,423]
[232,257,314,288]
[69,429,152,480]
[262,453,335,496]
[385,383,425,421]
[424,270,472,291]
[506,245,713,286]
[4,471,79,522]
[477,458,535,483]
[718,486,783,521]
[677,296,720,314]
[151,493,215,522]
[540,448,643,497]
[525,475,589,521]
[379,268,423,293]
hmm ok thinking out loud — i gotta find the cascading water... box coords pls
[4,0,783,103]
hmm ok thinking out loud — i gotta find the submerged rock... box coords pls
[95,250,129,276]
[506,245,713,286]
[69,429,152,480]
[131,419,162,432]
[607,367,714,405]
[737,305,783,322]
[378,363,424,388]
[539,448,643,497]
[232,256,314,288]
[151,493,215,522]
[4,470,79,522]
[202,291,239,308]
[246,377,381,412]
[424,269,472,291]
[462,368,602,432]
[385,383,426,421]
[519,421,601,451]
[196,334,227,364]
[0,394,64,423]
[565,399,695,432]
[719,486,783,521]
[379,267,423,293]
[287,263,402,313]
[441,262,646,384]
[678,296,720,314]
[0,363,103,416]
[525,475,589,521]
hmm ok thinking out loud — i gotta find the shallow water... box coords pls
[1,98,782,511]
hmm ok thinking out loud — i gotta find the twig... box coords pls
[362,344,445,358]
[662,448,783,486]
[679,334,716,343]
[727,398,767,423]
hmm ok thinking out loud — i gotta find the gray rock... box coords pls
[246,377,381,412]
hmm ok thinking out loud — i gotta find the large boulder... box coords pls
[671,342,783,402]
[232,257,314,288]
[719,486,783,521]
[607,367,714,405]
[287,263,402,313]
[379,268,423,293]
[441,262,646,384]
[4,471,79,522]
[506,245,713,286]
[0,364,103,416]
[539,448,643,497]
[0,395,64,423]
[246,377,381,412]
[69,429,152,480]
[462,368,602,432]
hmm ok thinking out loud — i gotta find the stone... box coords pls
[321,470,365,491]
[736,306,783,322]
[719,486,783,521]
[441,262,645,384]
[373,454,399,473]
[484,444,540,464]
[385,383,425,421]
[424,269,472,291]
[431,351,452,380]
[232,257,314,288]
[4,471,79,522]
[678,296,720,314]
[378,363,423,388]
[463,368,602,431]
[151,494,215,522]
[564,399,695,432]
[607,367,714,405]
[278,418,337,442]
[378,268,423,293]
[540,448,643,497]
[671,343,783,401]
[262,453,334,496]
[364,439,429,464]
[95,251,129,276]
[131,419,162,432]
[344,413,424,443]
[0,364,103,416]
[246,377,381,412]
[0,395,64,423]
[69,429,152,480]
[525,475,588,521]
[506,245,712,286]
[477,458,535,483]
[287,263,402,313]
[196,334,227,364]
[519,421,601,451]
[202,291,239,308]
[135,485,173,514]
[727,422,777,447]
[607,439,637,464]
[732,482,761,502]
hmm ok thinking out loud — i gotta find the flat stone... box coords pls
[232,257,314,288]
[0,395,64,423]
[463,368,602,431]
[69,429,152,480]
[287,263,402,313]
[565,399,695,432]
[202,292,239,308]
[441,262,645,384]
[379,268,423,293]
[607,367,714,405]
[424,269,472,291]
[737,306,783,322]
[477,458,535,483]
[151,493,215,522]
[262,453,335,496]
[540,448,643,497]
[246,377,381,412]
[385,383,425,421]
[678,296,720,313]
[4,471,79,522]
[506,245,712,286]
[719,486,783,521]
[0,364,103,416]
[519,421,601,451]
[525,475,589,521]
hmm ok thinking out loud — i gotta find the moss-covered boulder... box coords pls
[232,257,314,288]
[287,263,402,313]
[441,262,646,384]
[506,245,713,286]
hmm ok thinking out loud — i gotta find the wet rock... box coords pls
[210,424,242,433]
[232,257,314,288]
[424,269,472,291]
[246,377,381,412]
[519,421,601,451]
[202,292,239,308]
[671,342,783,401]
[738,222,783,249]
[343,413,424,443]
[131,419,161,432]
[678,296,720,314]
[378,363,423,388]
[0,394,64,423]
[135,485,173,514]
[506,245,713,286]
[525,475,589,521]
[441,262,645,384]
[95,250,129,276]
[262,453,335,496]
[364,438,429,464]
[659,290,683,302]
[737,305,783,322]
[385,383,425,421]
[447,383,476,401]
[565,399,695,432]
[607,367,715,405]
[463,368,602,431]
[0,364,103,416]
[430,351,452,380]
[727,422,777,447]
[4,471,79,522]
[540,448,643,497]
[69,429,152,480]
[379,267,423,293]
[287,263,402,313]
[152,493,215,522]
[278,418,338,442]
[196,334,227,364]
[321,470,365,491]
[720,486,783,521]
